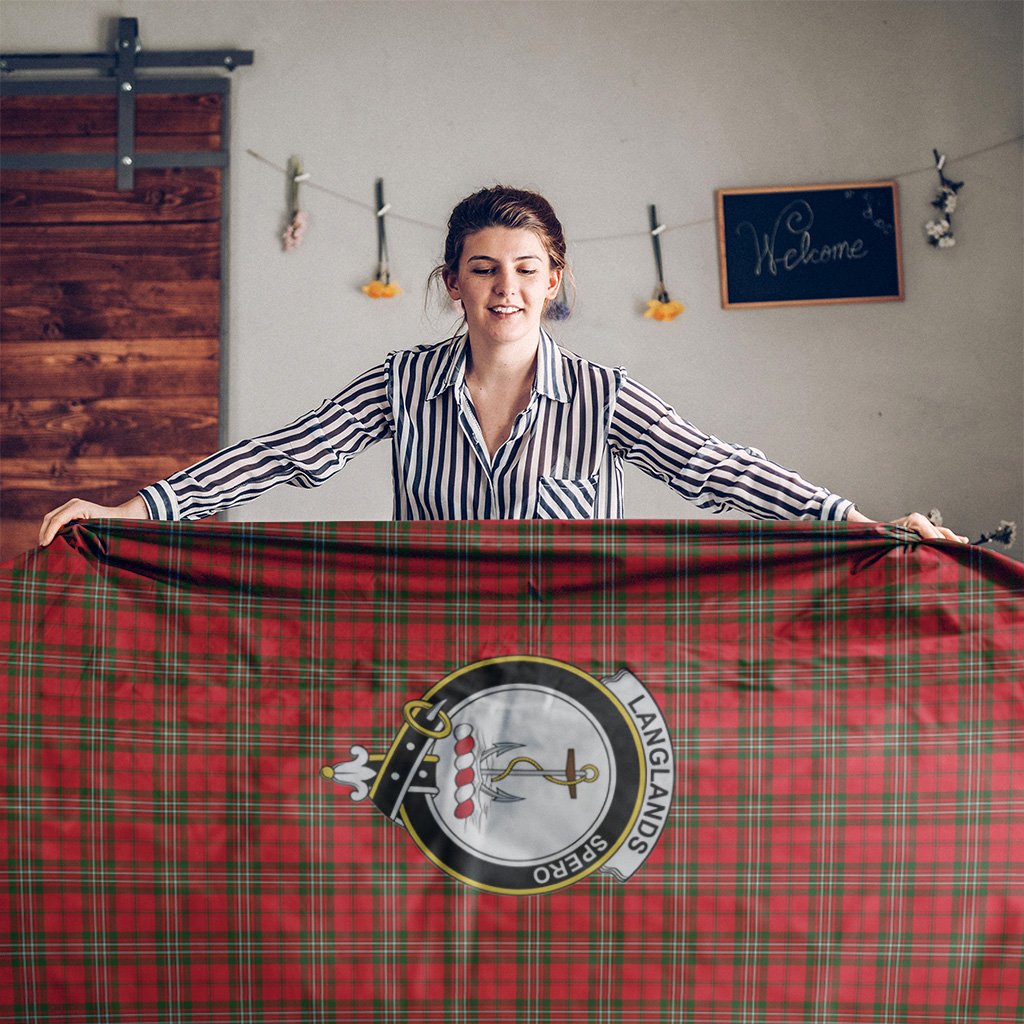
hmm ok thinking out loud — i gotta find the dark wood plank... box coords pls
[1,397,219,459]
[0,93,223,138]
[2,339,219,398]
[1,455,208,522]
[1,168,222,224]
[0,222,220,283]
[1,279,219,340]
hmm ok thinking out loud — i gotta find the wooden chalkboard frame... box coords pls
[716,181,904,310]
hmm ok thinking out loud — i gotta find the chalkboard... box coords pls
[716,181,904,309]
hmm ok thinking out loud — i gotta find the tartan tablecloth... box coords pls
[1,519,1022,1022]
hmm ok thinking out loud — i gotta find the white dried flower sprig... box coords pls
[925,218,955,248]
[925,150,963,250]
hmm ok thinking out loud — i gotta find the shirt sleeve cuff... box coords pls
[138,481,180,521]
[820,493,856,522]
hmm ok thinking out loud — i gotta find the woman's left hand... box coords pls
[848,508,969,543]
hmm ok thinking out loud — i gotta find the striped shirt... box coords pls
[139,331,854,523]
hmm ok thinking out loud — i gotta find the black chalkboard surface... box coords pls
[716,182,904,309]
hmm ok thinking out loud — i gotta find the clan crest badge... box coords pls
[321,656,673,895]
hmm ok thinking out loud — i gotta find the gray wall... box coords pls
[4,0,1022,552]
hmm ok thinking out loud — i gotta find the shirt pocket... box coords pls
[534,475,599,519]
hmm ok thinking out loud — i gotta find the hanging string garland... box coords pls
[281,155,309,252]
[248,133,1021,307]
[361,178,401,299]
[644,204,685,322]
[924,149,964,249]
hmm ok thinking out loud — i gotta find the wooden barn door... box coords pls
[0,23,248,563]
[0,94,223,562]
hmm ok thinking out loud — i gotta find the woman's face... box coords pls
[445,227,561,350]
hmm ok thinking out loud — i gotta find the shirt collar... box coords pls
[425,334,469,399]
[535,328,571,403]
[426,329,570,403]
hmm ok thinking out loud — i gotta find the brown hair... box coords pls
[428,185,573,319]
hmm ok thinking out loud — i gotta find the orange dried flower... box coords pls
[644,299,685,322]
[361,279,402,299]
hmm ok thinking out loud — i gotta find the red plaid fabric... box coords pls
[1,519,1022,1021]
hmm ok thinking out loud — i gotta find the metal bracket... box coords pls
[116,18,140,189]
[1,16,254,191]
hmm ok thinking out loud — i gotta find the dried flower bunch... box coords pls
[363,178,401,299]
[973,521,1017,548]
[362,279,402,299]
[546,277,572,322]
[644,298,685,322]
[644,204,684,322]
[925,150,964,249]
[934,510,1016,548]
[282,156,309,252]
[282,210,308,251]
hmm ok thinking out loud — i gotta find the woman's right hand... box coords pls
[39,494,150,548]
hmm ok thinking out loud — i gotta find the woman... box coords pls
[39,186,966,545]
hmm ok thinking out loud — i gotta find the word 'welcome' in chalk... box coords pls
[736,200,868,277]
